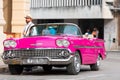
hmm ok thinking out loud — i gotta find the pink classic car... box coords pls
[2,23,106,75]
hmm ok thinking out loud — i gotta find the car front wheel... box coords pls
[67,51,81,75]
[9,65,23,75]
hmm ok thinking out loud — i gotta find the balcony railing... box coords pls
[31,0,102,8]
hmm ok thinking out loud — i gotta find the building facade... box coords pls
[30,0,117,51]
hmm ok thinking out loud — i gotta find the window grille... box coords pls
[30,0,102,8]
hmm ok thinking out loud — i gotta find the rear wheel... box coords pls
[67,51,81,75]
[90,55,101,71]
[9,65,23,75]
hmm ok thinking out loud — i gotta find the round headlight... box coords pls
[4,40,17,48]
[56,39,70,47]
[10,40,17,48]
[62,40,70,47]
[3,41,10,48]
[56,40,63,47]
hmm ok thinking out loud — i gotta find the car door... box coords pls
[80,38,97,64]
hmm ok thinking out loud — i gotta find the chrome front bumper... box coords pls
[2,55,74,65]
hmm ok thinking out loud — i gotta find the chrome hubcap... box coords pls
[97,56,100,66]
[74,55,80,72]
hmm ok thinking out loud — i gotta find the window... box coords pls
[29,24,81,36]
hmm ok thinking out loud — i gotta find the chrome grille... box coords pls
[4,49,70,59]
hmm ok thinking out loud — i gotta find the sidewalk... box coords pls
[0,57,8,73]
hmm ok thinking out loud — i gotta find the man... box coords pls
[92,27,99,38]
[23,14,34,37]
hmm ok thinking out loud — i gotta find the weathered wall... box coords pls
[104,19,118,51]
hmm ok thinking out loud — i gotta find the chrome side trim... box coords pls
[74,45,103,49]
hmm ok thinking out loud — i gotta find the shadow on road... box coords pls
[22,66,91,75]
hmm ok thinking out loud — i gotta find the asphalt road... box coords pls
[0,51,120,80]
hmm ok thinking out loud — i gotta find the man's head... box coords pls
[24,14,32,24]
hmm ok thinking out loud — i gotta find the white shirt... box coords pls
[23,21,34,37]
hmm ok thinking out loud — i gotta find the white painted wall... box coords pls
[104,19,118,51]
[0,0,6,53]
[31,6,103,19]
[0,27,6,53]
[102,0,113,19]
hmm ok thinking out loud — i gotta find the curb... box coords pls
[0,65,8,73]
[107,51,120,52]
[107,51,120,53]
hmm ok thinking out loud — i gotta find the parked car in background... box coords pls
[2,23,106,75]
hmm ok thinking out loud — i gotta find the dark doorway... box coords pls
[34,19,104,39]
[78,19,104,39]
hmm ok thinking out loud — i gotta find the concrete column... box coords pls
[3,0,12,33]
[114,0,120,49]
[102,0,113,18]
[11,0,30,36]
[0,0,6,65]
[0,0,6,53]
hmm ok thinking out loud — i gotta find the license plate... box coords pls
[23,58,48,64]
[11,60,20,64]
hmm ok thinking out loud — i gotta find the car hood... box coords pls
[6,35,79,50]
[18,36,59,49]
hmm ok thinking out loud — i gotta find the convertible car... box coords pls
[2,23,106,75]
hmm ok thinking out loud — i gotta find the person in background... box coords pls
[23,14,34,37]
[48,26,56,35]
[42,26,56,35]
[42,27,50,35]
[92,27,99,38]
[85,29,91,34]
[23,14,35,71]
[84,29,94,38]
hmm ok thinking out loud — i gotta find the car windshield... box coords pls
[29,24,81,36]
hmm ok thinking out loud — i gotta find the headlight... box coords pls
[62,40,70,47]
[3,40,17,48]
[56,39,70,47]
[56,40,63,47]
[3,41,10,48]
